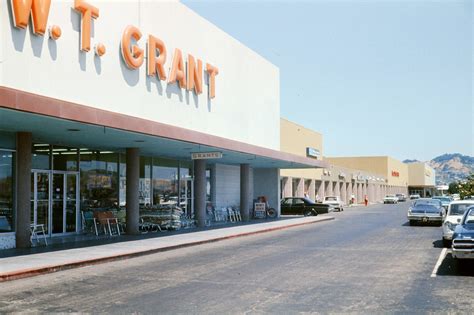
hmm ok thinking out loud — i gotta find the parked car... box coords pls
[451,206,474,261]
[432,196,452,210]
[407,198,444,226]
[280,197,334,216]
[442,200,474,247]
[396,193,407,202]
[451,194,461,201]
[409,194,421,200]
[383,195,399,204]
[322,196,344,211]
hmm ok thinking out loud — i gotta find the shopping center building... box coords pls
[0,1,327,249]
[406,162,436,197]
[280,119,395,204]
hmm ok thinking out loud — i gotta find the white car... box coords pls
[383,195,398,204]
[442,200,474,247]
[410,194,421,200]
[323,196,344,211]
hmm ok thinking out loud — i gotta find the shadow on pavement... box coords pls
[432,240,444,249]
[436,252,474,277]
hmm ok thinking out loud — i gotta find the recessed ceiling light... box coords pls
[67,128,80,132]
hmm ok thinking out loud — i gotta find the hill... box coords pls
[404,153,473,184]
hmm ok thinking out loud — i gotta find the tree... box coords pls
[448,182,459,194]
[458,174,474,199]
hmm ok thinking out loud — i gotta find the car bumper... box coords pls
[442,226,455,240]
[407,215,443,223]
[452,248,474,259]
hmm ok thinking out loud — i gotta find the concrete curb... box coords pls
[0,216,334,282]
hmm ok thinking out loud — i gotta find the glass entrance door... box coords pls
[31,170,79,236]
[31,171,50,235]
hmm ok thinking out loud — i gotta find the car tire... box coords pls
[304,210,313,217]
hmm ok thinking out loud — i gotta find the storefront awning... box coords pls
[0,87,328,169]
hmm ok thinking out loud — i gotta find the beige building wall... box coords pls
[386,157,409,187]
[280,118,323,180]
[408,162,436,187]
[326,156,408,187]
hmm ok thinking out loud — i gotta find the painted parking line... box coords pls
[431,247,448,278]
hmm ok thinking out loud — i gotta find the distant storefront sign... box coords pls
[392,171,400,177]
[306,147,320,159]
[191,152,223,160]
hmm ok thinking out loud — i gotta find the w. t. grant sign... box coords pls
[8,0,219,99]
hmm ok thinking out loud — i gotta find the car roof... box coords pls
[450,200,474,205]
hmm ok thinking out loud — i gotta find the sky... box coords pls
[183,0,473,162]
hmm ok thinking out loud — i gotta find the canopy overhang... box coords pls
[0,87,328,169]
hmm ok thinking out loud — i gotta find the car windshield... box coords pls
[386,195,396,198]
[462,208,474,225]
[325,197,336,201]
[414,200,440,206]
[449,204,472,216]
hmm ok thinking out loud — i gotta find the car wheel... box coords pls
[304,210,313,217]
[442,239,451,248]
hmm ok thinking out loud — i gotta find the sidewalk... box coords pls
[0,215,334,282]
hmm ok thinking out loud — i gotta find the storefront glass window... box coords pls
[80,151,119,210]
[152,158,178,206]
[206,169,211,202]
[52,146,78,171]
[119,154,126,207]
[32,144,50,170]
[140,157,152,205]
[0,151,14,232]
[179,162,192,214]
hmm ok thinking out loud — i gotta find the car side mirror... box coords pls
[457,218,461,223]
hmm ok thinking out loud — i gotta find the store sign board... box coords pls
[392,171,400,177]
[306,147,320,159]
[191,152,223,160]
[254,203,266,219]
[8,0,218,99]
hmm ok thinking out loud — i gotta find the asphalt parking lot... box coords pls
[0,202,473,313]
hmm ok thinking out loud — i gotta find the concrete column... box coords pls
[282,177,292,198]
[327,180,333,196]
[316,180,324,201]
[126,148,140,235]
[16,132,32,248]
[194,159,207,227]
[309,179,316,201]
[346,183,351,204]
[341,182,347,204]
[335,181,341,199]
[320,180,326,200]
[357,183,362,203]
[240,164,251,221]
[296,178,304,197]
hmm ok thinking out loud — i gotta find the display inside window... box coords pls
[0,151,14,232]
[80,151,118,210]
[152,158,178,206]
